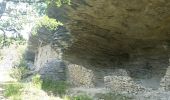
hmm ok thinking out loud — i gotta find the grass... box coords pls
[9,95,22,100]
[4,83,23,98]
[69,94,93,100]
[31,74,69,97]
[42,79,68,96]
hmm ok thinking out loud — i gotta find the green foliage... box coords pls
[32,15,62,35]
[33,3,47,15]
[38,16,62,30]
[9,95,22,100]
[70,95,93,100]
[0,34,26,48]
[10,66,29,81]
[32,74,43,88]
[96,93,133,100]
[4,83,23,97]
[10,59,29,81]
[0,2,45,48]
[0,3,33,31]
[31,75,68,96]
[17,58,28,68]
[41,79,68,96]
[46,0,71,7]
[12,36,27,45]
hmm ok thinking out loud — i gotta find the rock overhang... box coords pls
[47,0,170,67]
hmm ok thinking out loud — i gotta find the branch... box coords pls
[5,28,20,34]
[0,28,5,33]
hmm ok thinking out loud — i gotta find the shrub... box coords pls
[32,16,62,35]
[10,66,29,81]
[32,74,43,89]
[10,57,29,81]
[46,0,71,7]
[4,83,23,97]
[17,58,28,68]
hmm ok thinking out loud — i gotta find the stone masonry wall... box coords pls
[67,64,95,88]
[160,60,170,90]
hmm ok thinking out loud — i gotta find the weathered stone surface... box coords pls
[46,0,170,69]
[34,45,66,81]
[104,75,145,94]
[160,64,170,91]
[39,59,66,81]
[28,0,170,98]
[44,0,170,89]
[104,69,145,94]
[34,45,59,70]
[67,64,95,88]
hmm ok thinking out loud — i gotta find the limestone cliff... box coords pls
[28,0,170,98]
[47,0,170,66]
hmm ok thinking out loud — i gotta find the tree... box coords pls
[0,0,46,47]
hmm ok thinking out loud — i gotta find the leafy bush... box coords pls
[46,0,71,7]
[32,74,43,88]
[4,83,23,97]
[0,35,26,48]
[10,57,29,81]
[32,16,62,35]
[10,66,29,81]
[17,58,28,68]
[41,79,68,96]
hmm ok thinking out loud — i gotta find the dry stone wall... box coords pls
[160,60,170,91]
[104,75,145,94]
[67,64,95,88]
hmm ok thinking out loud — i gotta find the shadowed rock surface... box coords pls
[46,0,170,87]
[47,0,170,67]
[28,0,170,99]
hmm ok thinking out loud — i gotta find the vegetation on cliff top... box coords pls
[32,15,62,35]
[46,0,71,7]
